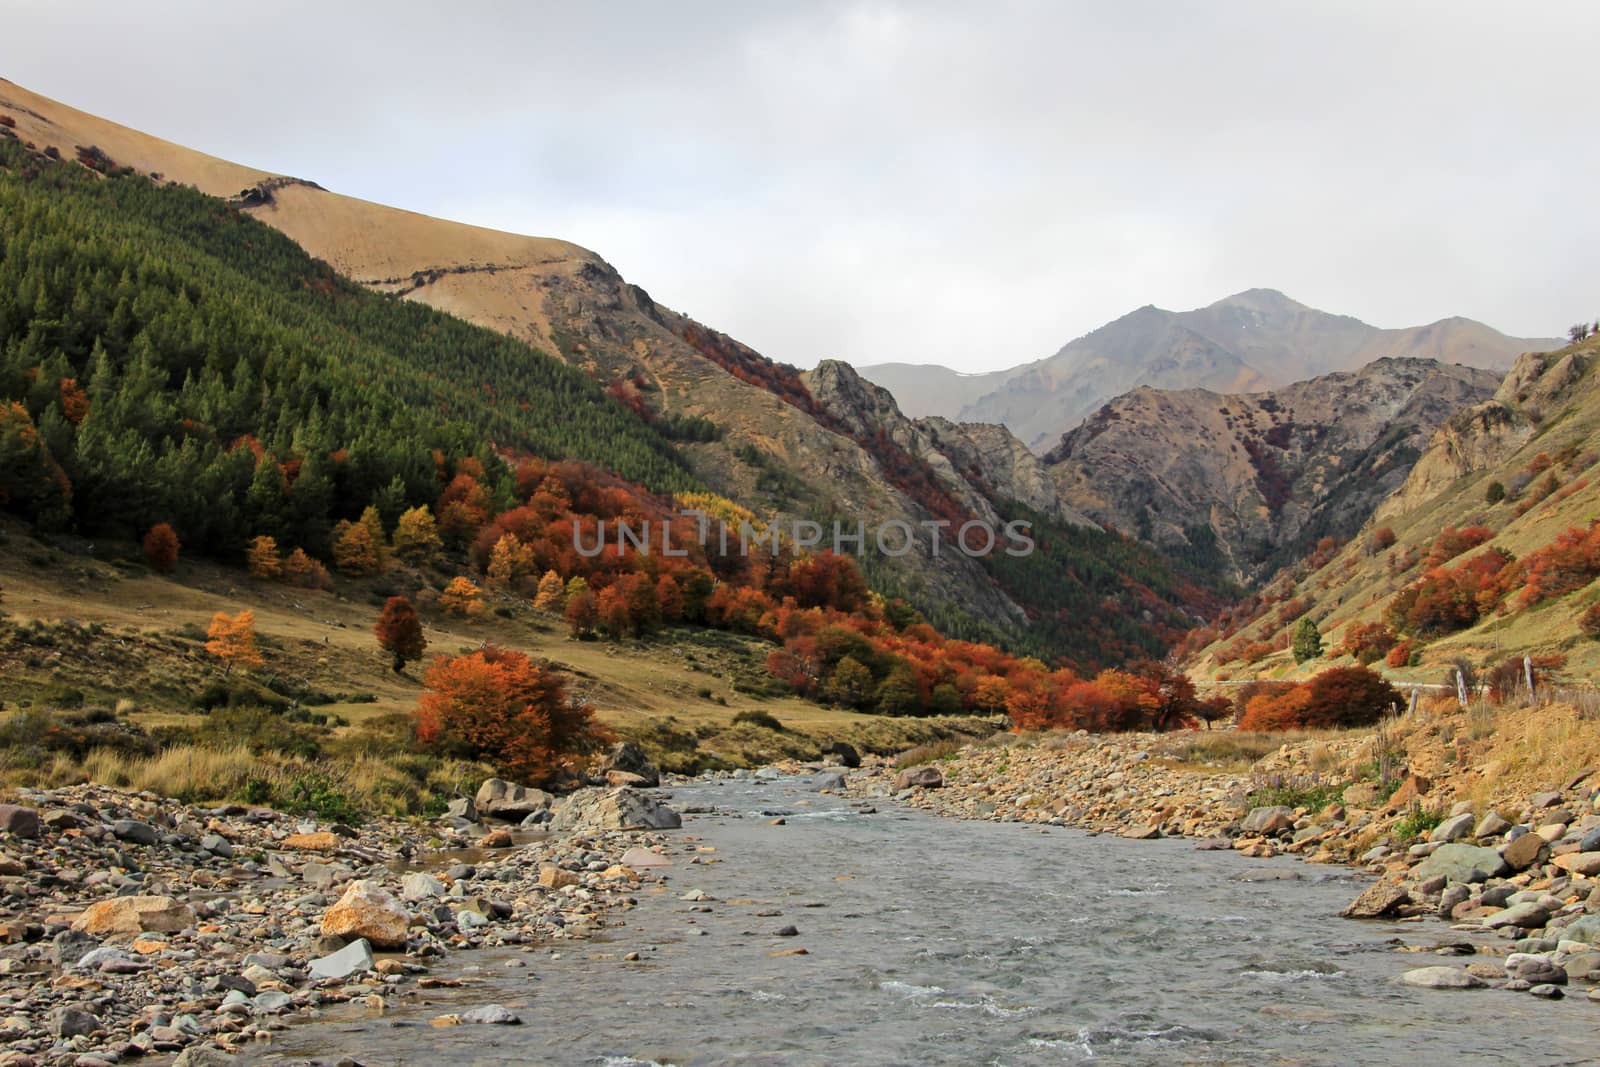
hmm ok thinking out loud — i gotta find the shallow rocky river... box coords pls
[256,774,1598,1066]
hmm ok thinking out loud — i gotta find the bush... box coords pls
[1238,666,1399,732]
[1484,480,1506,504]
[415,645,609,786]
[1582,603,1600,641]
[731,709,785,732]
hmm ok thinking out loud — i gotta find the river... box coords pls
[253,773,1598,1066]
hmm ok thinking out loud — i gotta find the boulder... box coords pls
[1475,811,1511,838]
[1561,915,1600,945]
[620,846,671,869]
[1429,812,1476,844]
[308,937,374,981]
[401,872,447,901]
[1501,832,1549,871]
[461,1004,521,1025]
[172,1049,237,1067]
[599,742,660,787]
[549,788,681,832]
[112,819,159,846]
[49,1005,100,1038]
[811,772,847,791]
[474,779,554,821]
[1507,953,1567,985]
[72,896,195,936]
[1398,966,1486,989]
[1386,774,1432,811]
[894,766,945,791]
[443,797,476,822]
[822,741,861,768]
[320,879,410,950]
[1240,806,1295,835]
[0,805,40,839]
[1341,881,1410,919]
[1413,843,1507,884]
[1484,902,1550,929]
[537,865,581,889]
[1553,851,1600,877]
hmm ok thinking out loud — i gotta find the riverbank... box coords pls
[849,699,1600,1001]
[0,781,682,1065]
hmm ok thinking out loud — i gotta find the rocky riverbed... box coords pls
[0,774,684,1065]
[850,717,1600,1007]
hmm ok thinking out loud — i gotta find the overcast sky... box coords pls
[5,2,1596,372]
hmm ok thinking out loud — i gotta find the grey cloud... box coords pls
[5,1,1595,371]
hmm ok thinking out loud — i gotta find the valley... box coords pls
[1,50,1599,1067]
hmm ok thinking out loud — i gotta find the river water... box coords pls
[255,774,1597,1067]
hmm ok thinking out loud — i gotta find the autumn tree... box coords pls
[439,576,484,618]
[1581,603,1600,642]
[332,520,380,576]
[565,588,599,638]
[533,569,565,611]
[282,548,332,589]
[393,506,443,566]
[205,610,262,674]
[486,532,533,591]
[1195,695,1233,730]
[143,523,180,573]
[246,535,282,580]
[358,505,388,568]
[414,645,608,786]
[374,596,426,673]
[1291,617,1323,663]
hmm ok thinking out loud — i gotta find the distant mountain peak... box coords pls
[1209,288,1308,313]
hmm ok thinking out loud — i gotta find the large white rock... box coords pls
[549,788,681,832]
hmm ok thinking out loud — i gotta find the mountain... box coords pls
[1042,358,1503,581]
[846,363,1017,421]
[0,77,1226,666]
[857,288,1558,451]
[1191,334,1600,682]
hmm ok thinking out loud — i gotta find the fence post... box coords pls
[1408,689,1420,717]
[1456,669,1468,708]
[1524,656,1535,706]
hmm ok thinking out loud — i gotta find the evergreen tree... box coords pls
[1292,617,1324,664]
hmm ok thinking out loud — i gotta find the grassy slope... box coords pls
[0,521,995,784]
[1196,335,1600,685]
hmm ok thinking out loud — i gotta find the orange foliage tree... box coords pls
[246,535,282,580]
[375,596,426,673]
[332,520,380,576]
[143,523,180,573]
[439,576,484,618]
[415,645,608,785]
[205,610,262,674]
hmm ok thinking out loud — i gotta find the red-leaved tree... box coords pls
[415,645,608,785]
[374,596,426,673]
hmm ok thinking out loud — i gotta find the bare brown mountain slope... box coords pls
[1043,358,1502,580]
[0,78,1050,633]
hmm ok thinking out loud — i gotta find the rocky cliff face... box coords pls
[1377,349,1593,520]
[1043,358,1502,579]
[805,361,1096,528]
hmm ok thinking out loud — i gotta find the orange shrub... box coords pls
[415,645,607,786]
[1424,526,1493,568]
[1238,666,1400,731]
